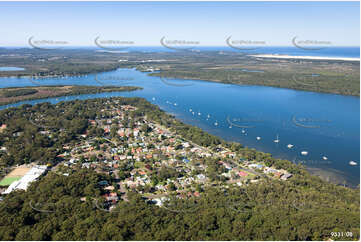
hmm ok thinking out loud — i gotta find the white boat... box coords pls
[198,112,201,116]
[301,151,308,156]
[274,134,280,143]
[152,97,155,101]
[287,144,294,149]
[256,136,261,140]
[214,122,218,126]
[241,129,246,134]
[207,114,211,118]
[229,126,232,129]
[349,161,357,166]
[322,156,328,160]
[192,112,195,115]
[189,109,192,112]
[174,103,177,106]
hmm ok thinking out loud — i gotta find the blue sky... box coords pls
[0,1,359,47]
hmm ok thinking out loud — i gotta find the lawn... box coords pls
[0,176,21,186]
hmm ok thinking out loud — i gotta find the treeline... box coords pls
[2,88,38,97]
[0,168,359,240]
[0,85,141,106]
[0,97,359,240]
[151,65,360,96]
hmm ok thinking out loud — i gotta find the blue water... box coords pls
[92,46,360,58]
[10,46,358,58]
[0,68,359,186]
[0,67,25,71]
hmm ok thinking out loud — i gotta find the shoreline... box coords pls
[0,85,141,106]
[249,54,360,62]
[0,92,358,188]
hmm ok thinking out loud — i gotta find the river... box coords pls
[0,68,359,187]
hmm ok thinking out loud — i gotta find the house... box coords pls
[0,124,7,130]
[239,171,248,177]
[274,172,282,179]
[145,164,152,171]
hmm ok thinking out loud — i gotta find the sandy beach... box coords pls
[250,54,360,62]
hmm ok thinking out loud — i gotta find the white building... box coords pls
[2,165,47,194]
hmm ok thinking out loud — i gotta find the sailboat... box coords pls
[274,134,280,143]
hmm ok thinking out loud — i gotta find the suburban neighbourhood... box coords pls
[0,100,292,211]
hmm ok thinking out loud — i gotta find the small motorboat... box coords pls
[301,151,308,156]
[274,134,280,143]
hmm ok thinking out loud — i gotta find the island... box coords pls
[0,85,141,106]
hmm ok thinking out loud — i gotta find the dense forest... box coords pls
[0,97,359,240]
[0,85,141,106]
[0,48,359,96]
[0,168,359,240]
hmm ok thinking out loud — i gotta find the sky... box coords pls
[0,1,359,47]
